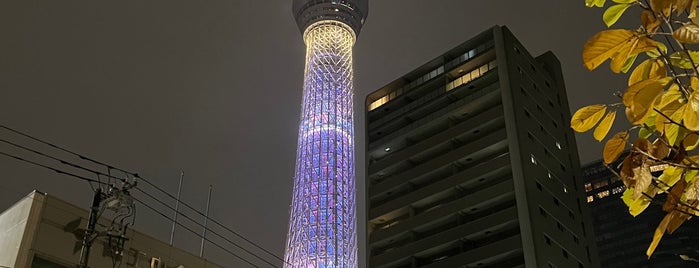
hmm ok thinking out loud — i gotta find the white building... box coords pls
[0,190,221,268]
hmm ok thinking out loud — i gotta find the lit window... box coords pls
[584,183,592,192]
[596,190,610,199]
[611,185,625,195]
[587,196,594,203]
[369,95,389,111]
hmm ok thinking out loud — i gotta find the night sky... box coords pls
[0,1,628,267]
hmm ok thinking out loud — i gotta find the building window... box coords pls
[596,190,610,199]
[584,183,592,192]
[593,180,608,189]
[611,185,624,195]
[446,60,497,92]
[587,196,594,203]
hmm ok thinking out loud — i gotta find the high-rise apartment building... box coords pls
[364,26,600,268]
[583,159,699,267]
[284,1,367,267]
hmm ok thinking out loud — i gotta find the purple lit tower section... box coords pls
[284,1,367,267]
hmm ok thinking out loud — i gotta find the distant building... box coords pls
[583,159,699,267]
[0,191,221,268]
[363,26,600,268]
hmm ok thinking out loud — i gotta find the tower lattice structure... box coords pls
[284,1,367,267]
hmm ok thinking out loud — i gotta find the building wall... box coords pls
[0,191,222,268]
[495,28,599,268]
[364,26,600,268]
[0,191,43,268]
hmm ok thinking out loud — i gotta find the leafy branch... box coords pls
[577,0,699,258]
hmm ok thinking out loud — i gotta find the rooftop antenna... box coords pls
[169,171,184,245]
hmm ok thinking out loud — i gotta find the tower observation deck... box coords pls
[284,1,367,267]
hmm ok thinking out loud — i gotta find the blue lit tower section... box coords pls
[285,1,367,267]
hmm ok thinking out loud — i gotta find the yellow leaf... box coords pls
[610,36,658,73]
[583,29,636,71]
[668,50,699,69]
[571,104,608,132]
[687,169,699,182]
[604,4,633,27]
[620,53,638,73]
[657,166,683,191]
[622,187,653,216]
[684,91,699,131]
[628,58,666,86]
[674,23,699,44]
[623,79,664,124]
[639,113,656,139]
[651,0,672,16]
[586,0,607,7]
[595,110,617,141]
[673,0,696,15]
[647,213,672,258]
[656,85,682,109]
[631,163,653,199]
[684,132,699,150]
[655,87,683,132]
[666,105,687,145]
[613,0,635,3]
[686,179,699,201]
[604,131,629,163]
[692,0,699,18]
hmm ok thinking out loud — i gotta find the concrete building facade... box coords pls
[364,26,600,268]
[0,191,221,268]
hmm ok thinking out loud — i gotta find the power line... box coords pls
[134,186,280,267]
[0,151,110,187]
[0,138,121,187]
[0,124,287,265]
[132,196,261,268]
[0,148,265,268]
[0,140,280,267]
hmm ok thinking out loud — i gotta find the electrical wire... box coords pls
[0,148,265,268]
[0,143,280,267]
[0,151,110,187]
[132,196,261,268]
[0,124,286,266]
[133,186,280,267]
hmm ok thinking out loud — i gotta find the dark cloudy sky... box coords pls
[0,1,627,267]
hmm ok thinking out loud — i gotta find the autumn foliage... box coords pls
[576,0,699,258]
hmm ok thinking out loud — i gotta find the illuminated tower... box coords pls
[284,1,367,267]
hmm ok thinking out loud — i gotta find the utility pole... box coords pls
[77,179,136,267]
[78,188,103,268]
